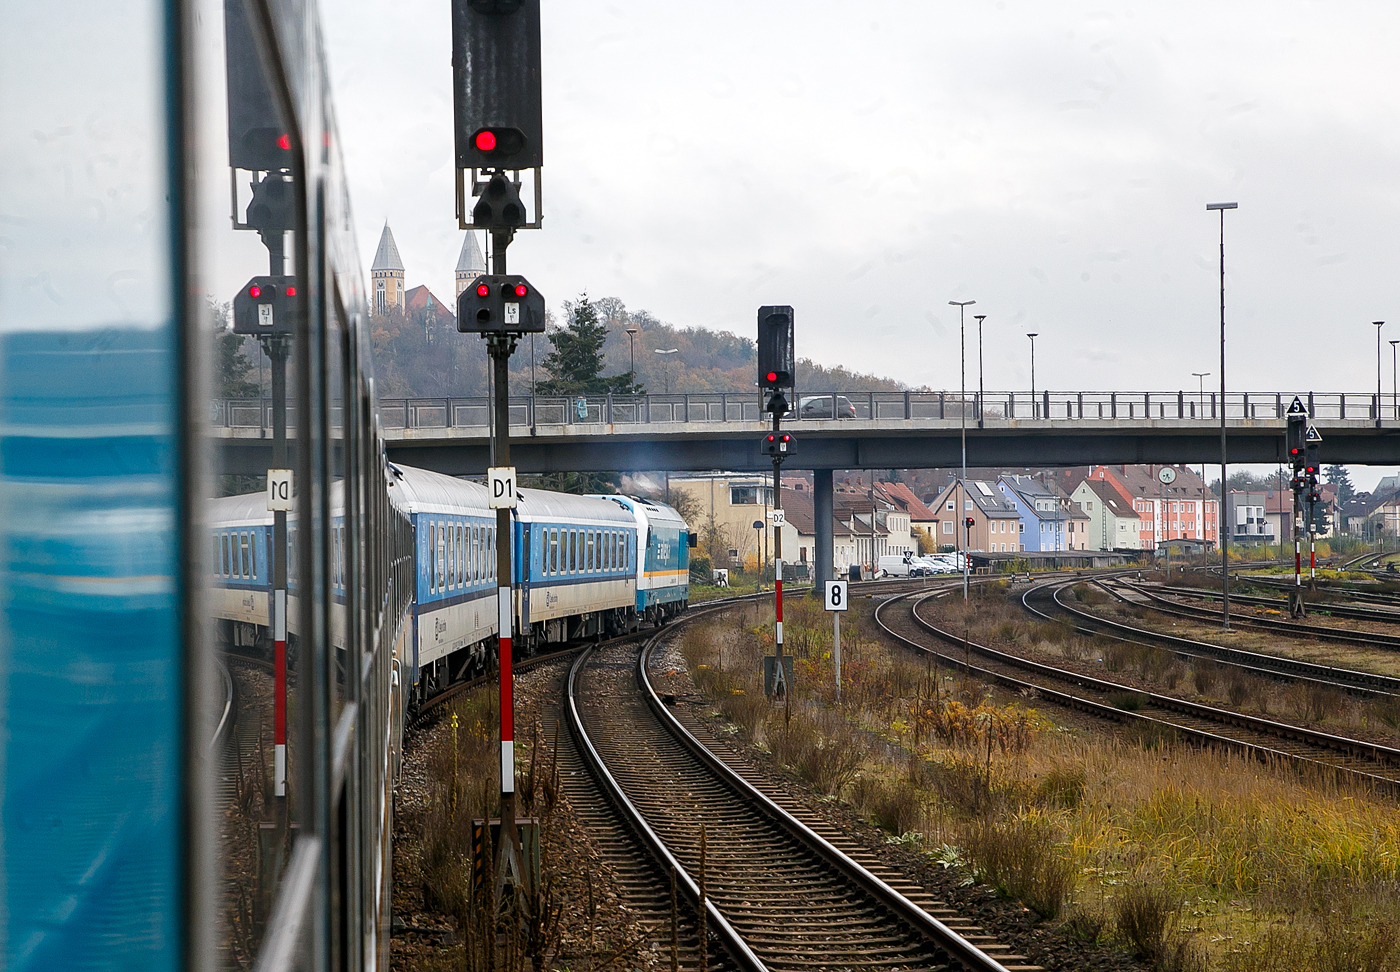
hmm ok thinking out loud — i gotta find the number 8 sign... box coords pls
[824,580,848,612]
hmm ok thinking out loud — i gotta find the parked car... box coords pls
[877,554,913,578]
[914,556,958,574]
[798,395,857,419]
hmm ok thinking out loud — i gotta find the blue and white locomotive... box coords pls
[210,462,692,704]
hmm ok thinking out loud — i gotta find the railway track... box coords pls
[876,589,1400,799]
[566,614,1032,971]
[1022,580,1400,699]
[1153,579,1400,627]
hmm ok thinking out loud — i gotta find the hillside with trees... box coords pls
[363,292,907,399]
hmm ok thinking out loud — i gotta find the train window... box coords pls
[213,536,221,575]
[474,525,481,583]
[456,525,464,587]
[233,534,242,578]
[488,526,495,582]
[586,531,593,572]
[605,531,612,570]
[448,524,456,590]
[567,531,575,572]
[241,533,251,578]
[250,533,257,579]
[438,525,446,593]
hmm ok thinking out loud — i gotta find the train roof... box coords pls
[593,494,688,529]
[387,463,489,515]
[208,481,348,528]
[518,488,638,525]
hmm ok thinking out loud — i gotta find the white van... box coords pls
[877,554,914,578]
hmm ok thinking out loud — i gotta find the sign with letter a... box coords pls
[488,466,518,509]
[267,469,293,511]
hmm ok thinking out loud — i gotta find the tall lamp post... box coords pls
[654,347,678,394]
[1375,321,1385,428]
[1026,332,1039,418]
[950,299,976,599]
[1193,371,1210,547]
[625,326,639,386]
[1207,200,1238,630]
[974,314,987,428]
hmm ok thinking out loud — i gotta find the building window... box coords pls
[942,521,953,535]
[730,485,771,505]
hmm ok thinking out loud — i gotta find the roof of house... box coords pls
[929,479,1021,518]
[875,481,939,521]
[1075,478,1146,522]
[781,488,854,537]
[371,222,404,272]
[404,285,456,324]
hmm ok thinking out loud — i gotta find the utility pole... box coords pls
[949,300,975,599]
[974,313,986,429]
[1206,201,1238,630]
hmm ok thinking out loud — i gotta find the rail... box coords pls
[210,389,1397,433]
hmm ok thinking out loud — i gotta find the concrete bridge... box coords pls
[215,389,1400,474]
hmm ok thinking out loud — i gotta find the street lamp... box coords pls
[1375,321,1386,428]
[1207,200,1238,629]
[1193,371,1210,542]
[654,348,678,394]
[974,314,987,428]
[949,299,976,600]
[1026,333,1039,418]
[625,326,639,387]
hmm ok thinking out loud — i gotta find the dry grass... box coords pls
[680,592,1400,969]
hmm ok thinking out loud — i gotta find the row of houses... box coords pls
[670,464,1232,574]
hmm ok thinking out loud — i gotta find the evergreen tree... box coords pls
[1325,464,1356,506]
[209,298,259,399]
[537,293,639,395]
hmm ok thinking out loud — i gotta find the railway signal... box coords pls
[1287,408,1307,468]
[457,274,546,333]
[762,432,794,456]
[758,305,795,704]
[233,276,300,335]
[758,305,795,391]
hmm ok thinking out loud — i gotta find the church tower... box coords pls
[371,222,405,315]
[454,231,487,298]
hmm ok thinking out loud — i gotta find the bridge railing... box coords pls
[209,391,1390,431]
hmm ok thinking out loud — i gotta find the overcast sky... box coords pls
[322,1,1400,453]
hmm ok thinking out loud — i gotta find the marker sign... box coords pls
[267,469,293,511]
[1305,425,1323,442]
[1288,396,1307,415]
[824,579,849,612]
[504,302,520,325]
[770,509,786,527]
[258,303,274,328]
[1158,466,1176,485]
[488,466,517,509]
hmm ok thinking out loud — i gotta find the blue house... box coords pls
[998,475,1075,552]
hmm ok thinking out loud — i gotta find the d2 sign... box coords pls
[267,468,293,511]
[488,466,518,509]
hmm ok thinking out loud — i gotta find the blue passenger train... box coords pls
[209,463,693,705]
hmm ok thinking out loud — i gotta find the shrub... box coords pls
[1227,673,1252,707]
[1192,658,1219,696]
[768,711,863,794]
[1109,691,1149,712]
[959,814,1075,918]
[852,777,922,836]
[1061,904,1109,943]
[1112,879,1204,971]
[1035,768,1086,809]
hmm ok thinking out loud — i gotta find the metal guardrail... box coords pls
[210,390,1395,432]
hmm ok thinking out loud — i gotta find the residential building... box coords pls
[998,475,1090,551]
[1226,490,1275,546]
[872,481,941,552]
[370,222,405,315]
[1070,478,1148,551]
[926,479,1023,553]
[834,489,915,566]
[668,473,776,570]
[1066,465,1219,550]
[781,489,860,574]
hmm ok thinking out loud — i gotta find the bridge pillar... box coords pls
[814,468,834,593]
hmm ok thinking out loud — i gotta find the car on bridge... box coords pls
[797,394,857,419]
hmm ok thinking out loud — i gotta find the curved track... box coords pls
[567,615,1024,972]
[875,589,1400,799]
[1023,580,1400,699]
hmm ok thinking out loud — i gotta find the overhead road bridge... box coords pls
[215,389,1400,475]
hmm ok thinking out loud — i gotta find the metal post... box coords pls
[1378,321,1386,428]
[814,469,834,591]
[975,314,986,429]
[772,408,785,700]
[1207,201,1237,630]
[268,336,288,811]
[1027,332,1038,418]
[950,300,974,599]
[1391,340,1398,419]
[832,611,841,701]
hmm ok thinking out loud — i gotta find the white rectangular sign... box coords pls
[267,469,293,511]
[258,303,274,328]
[504,302,521,325]
[488,466,518,509]
[770,509,786,527]
[824,579,849,612]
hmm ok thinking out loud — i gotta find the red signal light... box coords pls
[277,133,290,150]
[475,130,497,152]
[285,285,296,297]
[513,283,528,297]
[476,283,490,297]
[781,434,791,442]
[766,372,778,383]
[249,284,262,298]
